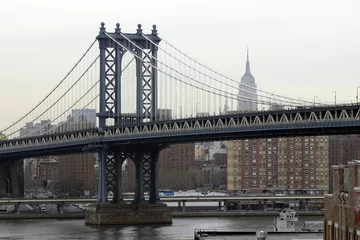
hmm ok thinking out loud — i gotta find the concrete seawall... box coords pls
[0,211,324,220]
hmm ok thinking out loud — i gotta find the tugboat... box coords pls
[274,208,298,232]
[274,208,323,232]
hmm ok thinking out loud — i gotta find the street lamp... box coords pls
[332,91,336,106]
[313,96,317,106]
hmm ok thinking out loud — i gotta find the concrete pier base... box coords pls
[85,202,172,225]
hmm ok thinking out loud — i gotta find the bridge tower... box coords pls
[85,22,172,225]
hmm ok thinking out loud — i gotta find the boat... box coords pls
[274,208,323,232]
[302,221,323,232]
[274,208,299,232]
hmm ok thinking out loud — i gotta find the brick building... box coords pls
[328,135,360,192]
[324,161,360,240]
[227,136,329,194]
[158,143,196,190]
[57,153,96,196]
[38,160,59,182]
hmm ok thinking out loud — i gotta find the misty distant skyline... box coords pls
[0,0,359,129]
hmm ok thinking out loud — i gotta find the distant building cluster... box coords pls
[23,109,97,197]
[19,52,360,197]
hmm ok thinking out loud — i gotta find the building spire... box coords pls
[247,46,249,61]
[245,46,251,75]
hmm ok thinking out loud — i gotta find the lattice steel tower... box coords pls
[96,22,162,204]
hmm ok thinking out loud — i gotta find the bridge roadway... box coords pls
[0,195,324,205]
[1,104,360,160]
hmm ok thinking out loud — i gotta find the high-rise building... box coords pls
[57,153,96,196]
[20,120,53,137]
[158,143,195,189]
[328,134,360,192]
[237,49,257,112]
[228,52,329,194]
[71,109,96,127]
[227,136,329,194]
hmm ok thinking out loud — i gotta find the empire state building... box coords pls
[237,49,257,111]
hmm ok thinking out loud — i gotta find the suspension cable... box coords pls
[105,32,298,107]
[159,36,318,105]
[0,39,97,133]
[6,55,100,138]
[114,32,301,107]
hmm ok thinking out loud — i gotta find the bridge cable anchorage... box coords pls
[106,32,299,108]
[5,55,100,139]
[20,56,135,138]
[142,34,314,107]
[0,39,98,134]
[159,37,323,106]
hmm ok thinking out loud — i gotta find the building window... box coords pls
[348,228,353,240]
[334,223,339,240]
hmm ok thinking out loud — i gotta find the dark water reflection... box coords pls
[0,216,323,240]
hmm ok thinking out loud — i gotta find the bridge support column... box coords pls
[218,201,222,210]
[263,200,267,211]
[182,201,186,212]
[134,153,145,203]
[15,203,20,214]
[0,161,24,198]
[57,204,64,214]
[97,148,107,203]
[149,149,160,204]
[113,152,124,203]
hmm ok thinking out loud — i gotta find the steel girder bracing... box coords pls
[105,150,116,196]
[140,49,156,122]
[96,23,161,202]
[141,148,160,204]
[104,48,116,117]
[142,151,152,193]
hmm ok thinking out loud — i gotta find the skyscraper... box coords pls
[237,48,257,112]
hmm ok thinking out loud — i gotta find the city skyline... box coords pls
[0,0,360,129]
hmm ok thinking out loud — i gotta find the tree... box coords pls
[0,132,7,140]
[23,170,42,198]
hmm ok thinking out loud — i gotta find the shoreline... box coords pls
[0,211,324,220]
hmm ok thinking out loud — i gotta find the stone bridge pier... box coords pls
[85,144,172,225]
[0,161,24,198]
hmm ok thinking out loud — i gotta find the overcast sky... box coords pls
[0,0,359,129]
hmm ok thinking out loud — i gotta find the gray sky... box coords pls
[0,0,359,129]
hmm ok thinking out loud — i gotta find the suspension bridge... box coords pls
[0,22,360,224]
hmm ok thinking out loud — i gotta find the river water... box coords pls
[0,216,323,240]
